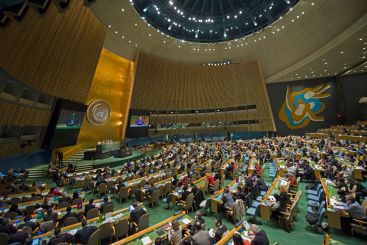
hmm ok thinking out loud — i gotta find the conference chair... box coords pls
[178,193,194,213]
[58,202,70,209]
[133,213,150,233]
[86,207,99,220]
[158,185,165,199]
[75,180,85,190]
[201,181,208,196]
[64,216,79,226]
[163,182,172,198]
[21,196,31,203]
[114,219,129,239]
[99,222,114,243]
[10,197,21,205]
[25,205,37,215]
[138,179,146,188]
[117,187,128,203]
[351,200,367,236]
[148,190,160,208]
[307,183,322,196]
[97,183,107,197]
[87,228,101,245]
[4,212,18,219]
[0,233,9,245]
[102,204,114,214]
[71,197,83,206]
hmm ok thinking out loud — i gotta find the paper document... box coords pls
[141,236,152,245]
[181,218,191,225]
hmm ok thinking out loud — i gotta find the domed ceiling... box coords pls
[89,0,367,83]
[131,0,299,43]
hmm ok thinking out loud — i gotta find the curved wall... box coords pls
[131,53,276,133]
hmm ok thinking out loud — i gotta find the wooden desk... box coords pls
[216,224,242,245]
[321,178,349,231]
[112,211,192,245]
[210,180,237,214]
[34,204,145,239]
[171,176,206,206]
[260,176,290,222]
[335,135,367,143]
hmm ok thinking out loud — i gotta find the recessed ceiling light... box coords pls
[108,25,111,28]
[121,9,125,12]
[135,23,138,26]
[340,51,344,54]
[311,2,315,6]
[114,31,118,34]
[359,38,363,41]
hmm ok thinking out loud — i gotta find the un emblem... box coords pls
[86,100,111,126]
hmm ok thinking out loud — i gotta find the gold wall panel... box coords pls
[0,0,106,103]
[132,53,275,132]
[77,49,134,147]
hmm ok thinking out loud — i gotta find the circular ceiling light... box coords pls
[131,0,300,43]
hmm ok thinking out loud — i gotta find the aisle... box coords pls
[258,182,365,245]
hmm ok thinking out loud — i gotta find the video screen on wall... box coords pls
[56,109,84,130]
[43,99,87,149]
[130,115,150,127]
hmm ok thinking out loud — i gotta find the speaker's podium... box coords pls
[84,141,132,160]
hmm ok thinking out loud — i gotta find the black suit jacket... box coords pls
[48,233,73,245]
[130,207,146,223]
[74,225,97,244]
[100,201,113,214]
[9,231,29,244]
[62,212,79,224]
[252,230,270,245]
[181,190,191,201]
[214,225,228,243]
[0,223,16,234]
[84,204,96,215]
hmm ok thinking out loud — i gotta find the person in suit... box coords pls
[181,185,191,201]
[73,219,97,245]
[57,150,63,166]
[99,196,113,214]
[189,211,205,235]
[58,193,71,204]
[172,175,180,187]
[44,209,58,223]
[192,222,211,245]
[146,182,157,196]
[23,215,37,231]
[129,202,147,224]
[8,227,29,244]
[62,206,79,225]
[0,218,16,234]
[8,204,22,216]
[48,227,73,245]
[213,218,227,243]
[250,224,269,245]
[84,198,95,216]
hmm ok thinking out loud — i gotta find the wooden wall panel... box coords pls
[0,100,51,126]
[0,1,107,158]
[0,0,106,104]
[132,53,275,132]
